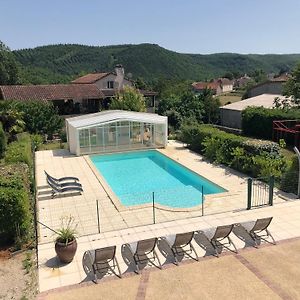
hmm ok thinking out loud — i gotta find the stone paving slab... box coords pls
[37,200,300,292]
[38,238,300,300]
[35,141,300,292]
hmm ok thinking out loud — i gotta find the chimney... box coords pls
[115,64,125,90]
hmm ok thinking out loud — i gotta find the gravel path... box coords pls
[0,251,37,300]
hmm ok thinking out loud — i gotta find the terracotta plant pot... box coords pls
[55,239,77,263]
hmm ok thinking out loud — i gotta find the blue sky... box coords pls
[1,0,299,54]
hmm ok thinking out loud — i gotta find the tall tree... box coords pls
[283,63,300,106]
[109,86,146,112]
[0,41,20,85]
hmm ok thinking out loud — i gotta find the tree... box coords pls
[199,89,220,124]
[0,100,63,136]
[178,91,204,124]
[109,86,146,112]
[0,41,20,85]
[135,77,148,90]
[283,63,300,106]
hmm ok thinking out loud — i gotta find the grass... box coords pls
[22,251,33,274]
[38,142,67,151]
[218,94,242,106]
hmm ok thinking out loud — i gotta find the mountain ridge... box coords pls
[12,43,300,84]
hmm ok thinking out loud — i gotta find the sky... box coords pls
[1,0,300,54]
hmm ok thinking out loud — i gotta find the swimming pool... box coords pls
[90,150,226,208]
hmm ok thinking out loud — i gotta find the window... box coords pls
[107,81,114,89]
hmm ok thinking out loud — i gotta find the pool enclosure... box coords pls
[66,110,168,155]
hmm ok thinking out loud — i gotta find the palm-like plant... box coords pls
[55,216,78,245]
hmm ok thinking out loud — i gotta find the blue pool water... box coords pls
[90,150,226,208]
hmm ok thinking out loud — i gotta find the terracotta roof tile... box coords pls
[192,82,219,90]
[0,84,104,101]
[71,73,111,84]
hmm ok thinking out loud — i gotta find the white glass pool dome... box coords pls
[66,110,168,155]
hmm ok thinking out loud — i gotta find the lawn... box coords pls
[218,94,242,106]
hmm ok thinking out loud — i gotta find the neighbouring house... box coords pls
[0,65,157,115]
[220,94,287,129]
[192,78,233,95]
[66,110,168,155]
[233,74,252,89]
[247,74,290,98]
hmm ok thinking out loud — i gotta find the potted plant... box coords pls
[55,216,78,263]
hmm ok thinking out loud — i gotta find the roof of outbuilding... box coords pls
[66,110,167,129]
[220,94,287,111]
[0,84,105,101]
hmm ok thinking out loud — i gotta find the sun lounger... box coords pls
[162,231,198,265]
[203,224,237,257]
[47,177,83,198]
[89,246,121,282]
[44,170,79,183]
[125,238,161,274]
[239,217,276,247]
[46,173,82,189]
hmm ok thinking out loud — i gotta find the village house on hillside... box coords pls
[0,65,157,115]
[192,78,233,95]
[233,74,252,89]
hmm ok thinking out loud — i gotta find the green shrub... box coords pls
[0,100,63,136]
[31,134,43,150]
[5,133,33,167]
[178,123,288,184]
[0,122,6,158]
[0,187,31,243]
[242,107,300,140]
[0,164,32,245]
[280,155,298,194]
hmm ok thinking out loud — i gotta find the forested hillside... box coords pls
[12,43,300,84]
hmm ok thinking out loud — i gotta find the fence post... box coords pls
[96,199,100,233]
[152,192,156,224]
[201,186,204,216]
[269,176,274,206]
[247,178,252,210]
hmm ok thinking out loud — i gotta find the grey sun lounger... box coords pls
[162,231,198,265]
[202,224,238,257]
[239,217,276,247]
[46,173,82,189]
[47,178,83,198]
[88,246,121,282]
[125,238,161,274]
[44,170,79,183]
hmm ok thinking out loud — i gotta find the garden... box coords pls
[0,100,64,248]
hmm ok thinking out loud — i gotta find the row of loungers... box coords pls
[44,171,83,198]
[86,217,276,282]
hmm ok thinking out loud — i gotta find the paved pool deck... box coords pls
[38,237,300,300]
[35,141,300,292]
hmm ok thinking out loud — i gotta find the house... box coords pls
[233,74,252,89]
[220,94,287,129]
[247,74,290,98]
[192,78,233,95]
[0,65,157,115]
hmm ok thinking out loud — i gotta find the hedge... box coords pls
[4,133,33,168]
[0,164,32,244]
[280,155,298,194]
[0,122,6,158]
[178,124,286,179]
[242,107,300,140]
[179,123,280,157]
